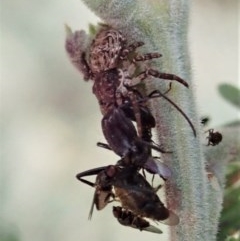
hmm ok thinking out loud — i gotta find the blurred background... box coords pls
[0,0,238,241]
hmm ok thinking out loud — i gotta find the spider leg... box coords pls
[129,69,189,88]
[132,53,162,63]
[65,29,92,80]
[120,41,145,59]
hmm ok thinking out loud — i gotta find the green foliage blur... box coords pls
[217,84,240,241]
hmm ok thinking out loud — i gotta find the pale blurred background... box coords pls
[0,0,238,241]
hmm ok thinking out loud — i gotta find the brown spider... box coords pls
[65,25,195,137]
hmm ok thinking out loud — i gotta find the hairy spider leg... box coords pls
[129,68,189,88]
[120,41,145,59]
[147,90,196,137]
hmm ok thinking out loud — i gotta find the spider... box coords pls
[65,25,195,138]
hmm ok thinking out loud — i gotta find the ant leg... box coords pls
[140,139,172,153]
[106,194,117,204]
[147,90,196,137]
[163,82,172,95]
[154,184,162,193]
[205,129,213,146]
[97,142,112,151]
[128,91,143,138]
[77,178,95,187]
[142,168,146,178]
[205,129,212,146]
[151,175,155,186]
[116,70,147,139]
[76,166,108,181]
[205,129,214,134]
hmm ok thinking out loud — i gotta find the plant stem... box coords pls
[80,0,225,240]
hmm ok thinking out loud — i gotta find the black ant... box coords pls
[76,164,179,230]
[206,129,223,146]
[201,117,210,126]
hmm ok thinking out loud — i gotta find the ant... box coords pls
[99,105,175,181]
[96,141,172,180]
[76,164,179,230]
[201,117,210,126]
[99,87,197,172]
[205,129,223,146]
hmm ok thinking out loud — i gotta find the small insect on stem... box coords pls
[205,129,223,146]
[201,117,210,126]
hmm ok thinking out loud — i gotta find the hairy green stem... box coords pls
[80,0,225,240]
